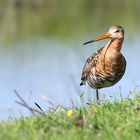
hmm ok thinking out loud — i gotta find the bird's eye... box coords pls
[115,30,119,32]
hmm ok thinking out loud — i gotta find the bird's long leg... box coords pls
[96,89,99,101]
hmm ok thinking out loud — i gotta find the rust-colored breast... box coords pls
[80,38,126,89]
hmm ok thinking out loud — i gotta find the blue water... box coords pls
[0,37,140,120]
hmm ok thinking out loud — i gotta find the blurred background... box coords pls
[0,0,140,120]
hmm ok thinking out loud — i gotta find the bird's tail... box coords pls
[80,80,86,86]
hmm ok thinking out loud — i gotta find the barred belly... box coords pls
[86,67,124,89]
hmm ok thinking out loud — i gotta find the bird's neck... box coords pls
[106,38,124,52]
[99,38,124,71]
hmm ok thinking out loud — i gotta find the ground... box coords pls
[1,94,140,140]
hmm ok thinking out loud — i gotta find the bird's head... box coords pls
[83,25,124,45]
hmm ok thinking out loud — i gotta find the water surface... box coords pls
[0,37,140,120]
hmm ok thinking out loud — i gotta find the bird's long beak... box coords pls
[83,33,111,45]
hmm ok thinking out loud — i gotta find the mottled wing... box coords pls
[80,48,102,86]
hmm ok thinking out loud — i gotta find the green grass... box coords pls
[1,96,140,140]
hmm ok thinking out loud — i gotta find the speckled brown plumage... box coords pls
[80,25,126,101]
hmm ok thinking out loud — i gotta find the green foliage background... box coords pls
[0,0,139,42]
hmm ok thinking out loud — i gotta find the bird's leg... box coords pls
[96,89,100,103]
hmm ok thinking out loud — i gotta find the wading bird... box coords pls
[80,25,126,101]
